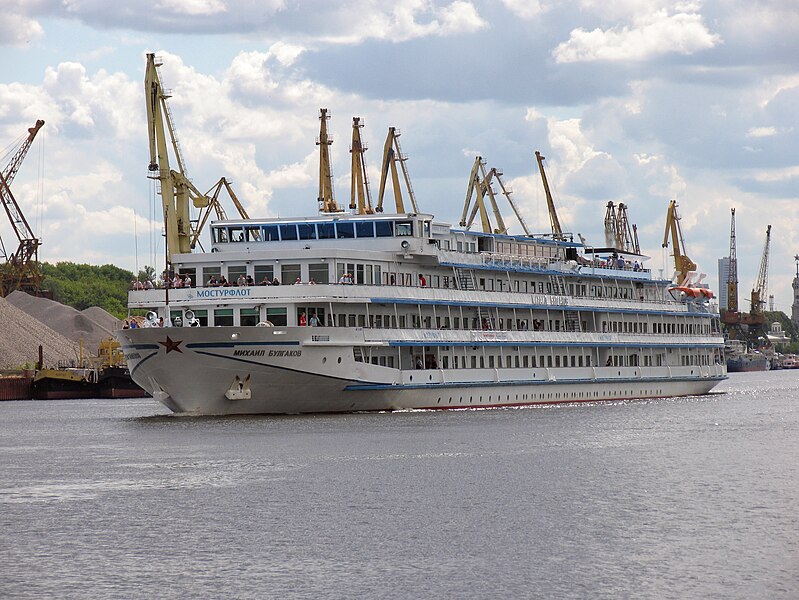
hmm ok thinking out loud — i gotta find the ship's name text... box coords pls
[196,288,252,298]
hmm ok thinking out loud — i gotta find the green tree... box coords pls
[41,262,135,319]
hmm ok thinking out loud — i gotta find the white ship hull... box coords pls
[117,325,725,415]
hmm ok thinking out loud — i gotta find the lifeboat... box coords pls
[668,286,714,301]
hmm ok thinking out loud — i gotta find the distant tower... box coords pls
[718,257,731,310]
[769,294,774,312]
[792,256,799,326]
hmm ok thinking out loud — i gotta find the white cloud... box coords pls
[155,0,227,16]
[746,126,777,138]
[553,8,721,63]
[0,0,44,48]
[501,0,547,20]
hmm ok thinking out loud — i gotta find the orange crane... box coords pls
[0,119,45,297]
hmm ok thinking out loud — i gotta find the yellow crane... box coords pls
[316,108,340,213]
[145,54,211,263]
[535,151,565,240]
[349,117,374,214]
[0,119,45,297]
[145,54,250,261]
[460,157,530,235]
[190,177,251,250]
[375,127,418,214]
[749,224,771,319]
[661,199,697,285]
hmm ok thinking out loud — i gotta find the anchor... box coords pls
[225,374,252,400]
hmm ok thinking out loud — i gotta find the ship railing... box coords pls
[361,329,720,348]
[126,283,693,313]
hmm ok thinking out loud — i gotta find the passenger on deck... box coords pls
[144,279,154,290]
[299,312,307,326]
[419,274,427,287]
[309,312,320,326]
[294,277,302,284]
[219,276,229,287]
[237,274,247,287]
[272,277,281,286]
[208,275,219,287]
[246,275,254,286]
[183,274,192,287]
[259,277,271,285]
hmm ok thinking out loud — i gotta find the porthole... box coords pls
[337,357,342,364]
[322,357,327,364]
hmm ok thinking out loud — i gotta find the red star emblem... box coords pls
[159,336,183,353]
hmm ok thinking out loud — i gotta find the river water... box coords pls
[1,371,797,599]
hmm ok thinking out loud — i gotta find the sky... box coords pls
[1,0,798,311]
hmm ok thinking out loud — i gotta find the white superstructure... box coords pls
[116,211,726,414]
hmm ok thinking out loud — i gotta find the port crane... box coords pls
[375,127,418,214]
[0,119,45,297]
[349,117,374,215]
[535,151,566,241]
[750,225,771,320]
[661,200,697,285]
[603,201,640,254]
[460,156,530,235]
[721,209,769,336]
[145,54,251,263]
[316,108,340,213]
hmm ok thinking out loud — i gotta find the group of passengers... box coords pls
[589,253,642,271]
[297,311,321,327]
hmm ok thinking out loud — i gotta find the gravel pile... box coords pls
[82,306,121,333]
[0,296,81,368]
[6,290,114,350]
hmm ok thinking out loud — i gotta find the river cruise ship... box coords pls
[117,211,726,414]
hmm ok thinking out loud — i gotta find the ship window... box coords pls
[266,307,287,326]
[263,225,280,241]
[309,263,329,284]
[375,221,393,237]
[298,223,317,240]
[254,265,274,284]
[317,222,335,239]
[396,221,413,236]
[245,226,262,242]
[282,264,301,284]
[214,309,234,327]
[356,221,375,238]
[229,227,244,242]
[192,309,208,326]
[240,308,260,327]
[227,265,246,283]
[214,227,228,243]
[203,266,221,286]
[279,224,298,240]
[336,222,355,238]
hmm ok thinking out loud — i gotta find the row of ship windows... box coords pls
[354,349,720,369]
[212,220,414,244]
[164,306,712,334]
[430,389,667,405]
[172,263,656,302]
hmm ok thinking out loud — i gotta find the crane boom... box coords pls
[317,108,339,213]
[375,127,418,214]
[661,199,697,285]
[750,224,771,315]
[145,53,210,264]
[535,151,564,240]
[349,117,373,214]
[0,120,45,296]
[726,208,738,313]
